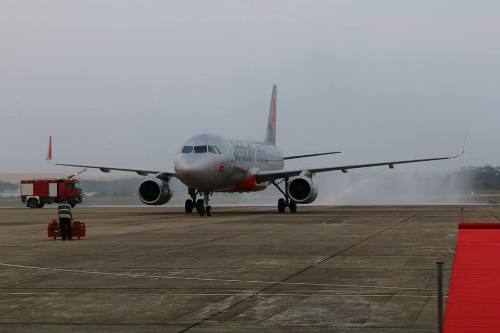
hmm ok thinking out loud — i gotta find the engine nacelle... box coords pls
[138,178,173,205]
[287,176,318,204]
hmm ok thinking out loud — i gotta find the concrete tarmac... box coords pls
[1,205,499,332]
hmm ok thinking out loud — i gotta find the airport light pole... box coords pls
[436,261,444,333]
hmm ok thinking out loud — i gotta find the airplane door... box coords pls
[221,138,235,167]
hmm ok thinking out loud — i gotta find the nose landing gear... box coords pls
[272,178,297,213]
[185,188,213,217]
[197,191,212,216]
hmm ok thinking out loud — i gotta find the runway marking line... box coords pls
[0,262,444,292]
[0,292,446,298]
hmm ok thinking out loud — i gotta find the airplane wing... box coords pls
[50,162,176,177]
[257,130,468,183]
[46,136,176,178]
[284,151,341,160]
[256,154,462,183]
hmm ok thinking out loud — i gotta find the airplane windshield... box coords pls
[208,146,220,154]
[194,146,208,153]
[182,146,193,153]
[208,145,222,154]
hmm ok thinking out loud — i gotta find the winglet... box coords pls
[451,129,468,159]
[47,136,53,164]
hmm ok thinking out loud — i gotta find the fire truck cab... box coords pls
[21,178,83,208]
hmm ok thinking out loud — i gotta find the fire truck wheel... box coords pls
[36,203,45,208]
[70,203,76,208]
[28,198,38,209]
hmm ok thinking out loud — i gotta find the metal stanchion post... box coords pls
[436,261,444,333]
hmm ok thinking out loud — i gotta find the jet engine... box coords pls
[138,178,173,205]
[287,176,318,204]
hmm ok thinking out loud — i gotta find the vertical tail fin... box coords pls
[265,85,277,146]
[47,136,53,163]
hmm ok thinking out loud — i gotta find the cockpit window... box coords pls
[213,146,221,154]
[181,146,193,153]
[208,145,216,154]
[194,145,208,153]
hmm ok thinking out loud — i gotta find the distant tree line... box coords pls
[453,165,500,192]
[81,166,500,196]
[0,180,18,192]
[2,166,500,197]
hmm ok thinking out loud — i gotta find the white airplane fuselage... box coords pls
[174,133,284,192]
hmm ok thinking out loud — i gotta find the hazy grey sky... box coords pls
[1,1,498,176]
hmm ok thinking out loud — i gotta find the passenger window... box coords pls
[208,146,217,154]
[66,183,74,190]
[182,146,193,153]
[213,146,221,154]
[194,145,208,153]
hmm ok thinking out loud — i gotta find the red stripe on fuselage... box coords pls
[231,173,268,192]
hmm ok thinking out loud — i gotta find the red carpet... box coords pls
[445,223,500,332]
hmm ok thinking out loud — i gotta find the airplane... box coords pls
[47,85,465,216]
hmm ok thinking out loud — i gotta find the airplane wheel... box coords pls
[206,205,212,216]
[289,202,297,213]
[196,199,204,213]
[278,198,285,213]
[185,199,194,213]
[199,204,205,216]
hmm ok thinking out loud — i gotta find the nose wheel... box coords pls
[273,178,298,213]
[198,191,212,216]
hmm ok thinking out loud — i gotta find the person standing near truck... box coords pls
[58,197,73,241]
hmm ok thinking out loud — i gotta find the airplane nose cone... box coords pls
[175,154,217,189]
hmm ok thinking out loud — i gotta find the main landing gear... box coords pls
[185,188,212,217]
[272,178,297,213]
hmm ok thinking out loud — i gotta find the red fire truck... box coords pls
[20,178,83,208]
